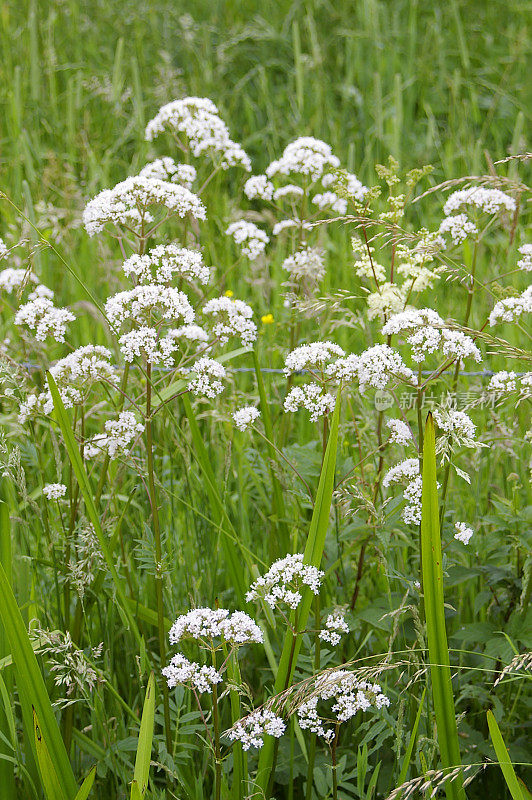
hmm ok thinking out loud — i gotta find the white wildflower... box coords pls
[319,611,350,646]
[122,244,210,286]
[366,282,407,321]
[202,296,257,347]
[168,607,263,646]
[312,191,347,215]
[226,221,269,260]
[443,187,516,216]
[437,214,478,246]
[382,308,482,363]
[433,408,477,446]
[119,327,178,367]
[145,96,251,170]
[273,184,304,200]
[83,176,206,236]
[246,553,323,610]
[188,357,226,398]
[328,345,417,392]
[284,341,345,375]
[0,268,38,294]
[517,244,532,272]
[233,406,260,431]
[284,383,336,422]
[386,418,413,445]
[489,286,532,326]
[266,137,340,181]
[85,411,143,459]
[0,239,8,260]
[282,246,325,283]
[138,157,196,189]
[272,218,313,236]
[162,653,222,693]
[105,285,195,331]
[227,710,286,751]
[244,175,274,201]
[14,297,75,343]
[454,522,474,545]
[43,483,67,500]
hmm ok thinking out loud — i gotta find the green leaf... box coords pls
[255,396,341,794]
[0,560,77,799]
[132,672,155,798]
[33,707,72,800]
[486,710,526,800]
[74,766,96,800]
[396,687,426,797]
[47,373,143,650]
[421,414,465,800]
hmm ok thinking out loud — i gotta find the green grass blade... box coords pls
[33,707,71,800]
[421,414,465,800]
[396,687,426,796]
[255,395,341,794]
[132,672,155,798]
[0,561,77,799]
[47,373,143,649]
[73,766,96,800]
[486,710,526,800]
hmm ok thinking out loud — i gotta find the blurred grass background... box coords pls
[0,0,529,202]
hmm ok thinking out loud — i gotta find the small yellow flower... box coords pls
[261,313,274,325]
[224,290,234,298]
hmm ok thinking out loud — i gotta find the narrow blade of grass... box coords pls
[486,710,526,800]
[132,672,155,798]
[33,707,72,800]
[421,413,465,800]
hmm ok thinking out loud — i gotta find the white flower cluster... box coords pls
[244,175,275,201]
[284,341,345,375]
[105,285,195,331]
[386,418,413,445]
[85,411,143,459]
[488,371,532,401]
[145,96,251,171]
[433,408,477,447]
[489,286,532,326]
[227,709,286,751]
[43,483,67,500]
[284,383,336,422]
[83,176,206,236]
[319,611,350,646]
[138,157,197,189]
[202,296,257,347]
[365,282,407,321]
[0,268,38,294]
[266,137,340,182]
[282,246,325,283]
[442,187,516,216]
[517,244,532,272]
[383,458,422,525]
[323,170,368,201]
[246,553,323,610]
[188,357,226,398]
[382,308,482,363]
[232,405,260,431]
[162,653,222,694]
[328,345,417,392]
[122,244,210,286]
[119,326,178,367]
[272,218,313,236]
[297,671,390,742]
[454,521,474,545]
[273,184,304,201]
[226,221,269,260]
[168,607,263,646]
[14,295,75,343]
[437,214,478,246]
[0,238,8,260]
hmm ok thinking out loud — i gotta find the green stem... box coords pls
[211,661,222,800]
[145,363,172,757]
